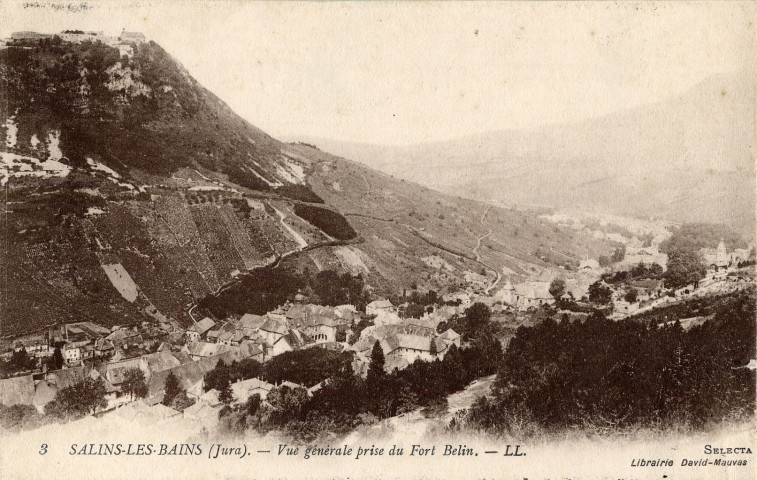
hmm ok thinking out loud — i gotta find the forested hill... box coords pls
[461,288,756,435]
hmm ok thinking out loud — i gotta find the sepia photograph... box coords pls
[0,1,754,479]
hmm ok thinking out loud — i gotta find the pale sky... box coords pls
[1,1,754,145]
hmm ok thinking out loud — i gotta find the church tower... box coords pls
[716,239,727,268]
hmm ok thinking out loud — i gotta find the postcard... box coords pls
[0,1,754,479]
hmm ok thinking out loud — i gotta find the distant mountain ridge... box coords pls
[292,72,755,237]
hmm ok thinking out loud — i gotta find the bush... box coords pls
[293,204,356,240]
[0,404,45,431]
[275,185,324,204]
[263,350,353,388]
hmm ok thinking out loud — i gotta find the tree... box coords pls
[122,367,148,400]
[0,404,42,431]
[348,318,371,345]
[460,302,492,340]
[267,386,309,420]
[588,281,612,304]
[429,339,438,357]
[366,340,385,386]
[549,278,566,300]
[162,371,181,406]
[624,290,638,303]
[2,348,36,377]
[335,329,347,343]
[219,381,234,405]
[204,359,230,392]
[50,347,64,371]
[235,358,262,380]
[245,393,261,415]
[45,378,107,419]
[403,303,425,319]
[170,391,195,412]
[665,248,706,289]
[263,349,352,387]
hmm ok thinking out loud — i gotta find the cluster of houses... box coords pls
[350,301,462,372]
[7,321,175,368]
[184,297,463,375]
[183,299,361,363]
[3,29,145,56]
[0,295,463,425]
[0,345,291,431]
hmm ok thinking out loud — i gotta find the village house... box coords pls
[217,331,235,346]
[185,317,216,343]
[258,319,289,345]
[302,315,347,343]
[400,317,441,337]
[366,299,396,317]
[182,341,235,361]
[62,343,82,366]
[118,30,146,44]
[730,246,754,265]
[626,279,664,302]
[237,314,267,337]
[437,328,461,348]
[183,397,222,429]
[237,341,266,363]
[10,31,52,41]
[94,337,116,359]
[622,246,668,269]
[109,400,181,425]
[231,377,275,403]
[106,327,144,352]
[30,366,95,413]
[147,359,212,402]
[494,279,516,305]
[512,282,554,309]
[381,333,447,365]
[578,258,601,272]
[442,291,472,307]
[12,336,52,359]
[271,329,311,357]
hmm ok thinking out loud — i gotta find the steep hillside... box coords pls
[296,72,755,237]
[0,39,314,190]
[278,143,613,294]
[1,37,613,337]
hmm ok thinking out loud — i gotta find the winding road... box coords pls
[474,206,501,294]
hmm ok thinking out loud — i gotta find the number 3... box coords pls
[39,444,47,455]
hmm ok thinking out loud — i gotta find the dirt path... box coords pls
[444,374,497,420]
[472,229,492,262]
[270,203,309,249]
[474,206,502,294]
